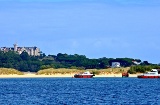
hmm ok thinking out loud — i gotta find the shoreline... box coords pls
[0,73,139,78]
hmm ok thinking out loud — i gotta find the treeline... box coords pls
[40,53,139,69]
[0,51,158,72]
[0,51,41,72]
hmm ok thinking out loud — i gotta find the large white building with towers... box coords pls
[0,43,41,56]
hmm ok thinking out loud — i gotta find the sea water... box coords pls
[0,77,160,105]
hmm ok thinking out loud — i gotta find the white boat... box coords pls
[137,69,160,78]
[74,71,95,78]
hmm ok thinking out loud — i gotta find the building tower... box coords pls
[13,43,18,52]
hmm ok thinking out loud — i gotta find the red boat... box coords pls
[137,69,160,78]
[122,72,129,77]
[74,71,95,78]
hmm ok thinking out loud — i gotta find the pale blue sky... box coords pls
[0,0,160,64]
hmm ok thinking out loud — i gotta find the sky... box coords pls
[0,0,160,64]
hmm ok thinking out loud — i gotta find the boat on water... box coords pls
[137,69,160,78]
[122,72,129,77]
[74,71,95,78]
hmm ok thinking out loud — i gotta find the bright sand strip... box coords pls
[0,72,139,78]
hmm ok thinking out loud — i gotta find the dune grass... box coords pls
[37,67,130,75]
[37,68,82,75]
[94,67,130,74]
[0,68,24,75]
[0,67,130,75]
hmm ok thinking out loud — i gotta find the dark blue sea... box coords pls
[0,77,160,105]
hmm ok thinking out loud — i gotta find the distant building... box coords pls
[111,62,121,68]
[0,43,40,56]
[132,60,141,65]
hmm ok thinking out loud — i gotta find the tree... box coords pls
[20,51,30,61]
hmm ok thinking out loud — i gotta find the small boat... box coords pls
[122,72,129,77]
[74,71,95,78]
[137,69,160,78]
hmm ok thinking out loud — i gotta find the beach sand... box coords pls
[0,72,139,78]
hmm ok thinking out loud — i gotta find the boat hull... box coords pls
[122,73,129,77]
[137,69,160,78]
[137,75,160,78]
[122,76,129,78]
[74,75,95,78]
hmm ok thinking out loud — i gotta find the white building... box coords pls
[111,62,121,68]
[132,61,141,65]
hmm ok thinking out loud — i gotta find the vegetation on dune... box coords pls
[0,68,24,75]
[37,67,130,75]
[1,65,160,75]
[37,68,79,75]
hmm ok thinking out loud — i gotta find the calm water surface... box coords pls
[0,77,160,105]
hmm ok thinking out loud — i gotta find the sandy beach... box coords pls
[0,72,139,78]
